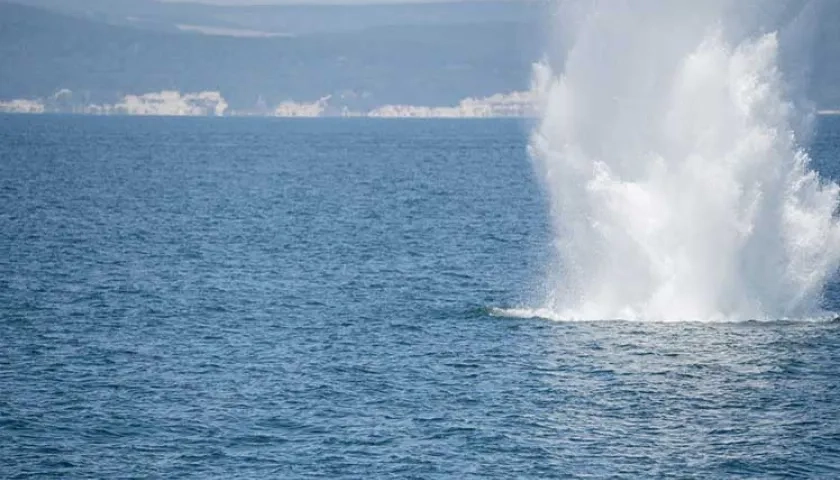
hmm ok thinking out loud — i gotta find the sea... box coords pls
[1,114,839,478]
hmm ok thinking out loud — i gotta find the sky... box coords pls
[159,0,477,4]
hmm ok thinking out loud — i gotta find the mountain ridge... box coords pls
[0,1,541,110]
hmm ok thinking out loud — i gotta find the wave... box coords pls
[487,306,839,324]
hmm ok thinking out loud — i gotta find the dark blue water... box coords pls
[2,115,839,478]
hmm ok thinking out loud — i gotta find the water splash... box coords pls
[529,0,840,322]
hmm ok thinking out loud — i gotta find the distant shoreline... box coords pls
[0,112,531,120]
[2,100,838,119]
[2,110,838,119]
[0,89,539,119]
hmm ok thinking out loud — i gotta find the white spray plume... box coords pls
[529,0,840,322]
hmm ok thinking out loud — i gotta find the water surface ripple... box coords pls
[1,116,839,478]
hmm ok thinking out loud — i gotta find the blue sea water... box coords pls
[1,114,839,478]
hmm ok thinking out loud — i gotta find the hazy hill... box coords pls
[7,0,546,35]
[0,2,542,110]
[1,0,839,113]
